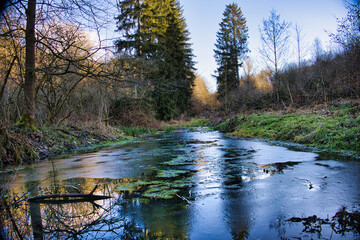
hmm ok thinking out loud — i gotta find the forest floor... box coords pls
[213,99,360,159]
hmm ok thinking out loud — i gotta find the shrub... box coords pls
[109,97,160,128]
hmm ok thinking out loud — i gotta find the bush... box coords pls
[0,123,38,166]
[109,97,160,128]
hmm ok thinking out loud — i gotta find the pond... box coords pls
[1,128,359,239]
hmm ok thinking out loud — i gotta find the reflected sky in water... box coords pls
[1,128,359,239]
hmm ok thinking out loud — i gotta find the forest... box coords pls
[0,0,359,165]
[0,1,360,239]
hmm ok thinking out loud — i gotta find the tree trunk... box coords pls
[29,202,43,240]
[18,0,36,129]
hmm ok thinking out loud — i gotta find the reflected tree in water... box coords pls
[0,181,146,239]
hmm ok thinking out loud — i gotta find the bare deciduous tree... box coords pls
[294,23,308,70]
[21,0,37,128]
[2,0,114,128]
[259,9,291,100]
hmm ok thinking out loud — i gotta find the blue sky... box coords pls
[180,0,348,92]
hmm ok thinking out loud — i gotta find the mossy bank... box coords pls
[0,124,153,167]
[215,102,360,158]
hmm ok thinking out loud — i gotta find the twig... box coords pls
[89,184,99,195]
[175,194,191,203]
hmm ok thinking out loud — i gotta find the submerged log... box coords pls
[28,184,112,204]
[27,193,112,204]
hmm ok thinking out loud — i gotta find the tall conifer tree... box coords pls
[115,0,144,56]
[116,0,195,120]
[151,0,195,120]
[214,3,248,111]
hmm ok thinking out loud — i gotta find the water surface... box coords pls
[1,128,359,239]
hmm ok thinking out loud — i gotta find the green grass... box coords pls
[161,117,211,133]
[216,109,359,154]
[118,126,155,137]
[182,117,211,127]
[1,124,154,166]
[161,125,179,133]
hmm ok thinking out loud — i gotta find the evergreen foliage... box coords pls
[115,0,144,56]
[214,3,249,111]
[115,0,195,120]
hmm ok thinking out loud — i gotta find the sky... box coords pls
[179,0,349,92]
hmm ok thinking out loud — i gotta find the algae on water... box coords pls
[171,178,195,188]
[115,169,194,199]
[156,169,189,178]
[142,184,180,199]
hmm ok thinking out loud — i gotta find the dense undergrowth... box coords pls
[0,123,151,167]
[215,101,360,157]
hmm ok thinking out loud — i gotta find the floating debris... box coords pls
[287,206,360,235]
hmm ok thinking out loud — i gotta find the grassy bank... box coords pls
[0,123,153,167]
[215,103,360,157]
[1,117,206,167]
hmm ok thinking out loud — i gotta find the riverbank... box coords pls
[0,117,210,168]
[1,125,359,239]
[214,101,360,158]
[0,123,154,167]
[1,101,359,167]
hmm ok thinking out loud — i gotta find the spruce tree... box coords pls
[115,0,144,56]
[116,0,195,120]
[151,0,195,120]
[214,3,249,111]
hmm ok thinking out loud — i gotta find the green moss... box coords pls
[171,178,195,188]
[114,171,194,199]
[214,119,230,132]
[117,182,140,192]
[16,114,37,130]
[115,178,184,200]
[142,184,180,199]
[180,117,211,127]
[223,111,359,155]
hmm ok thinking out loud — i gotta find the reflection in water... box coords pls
[118,198,190,239]
[29,199,132,239]
[1,180,144,239]
[221,190,252,240]
[220,136,253,239]
[1,162,193,239]
[0,128,359,239]
[29,202,42,239]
